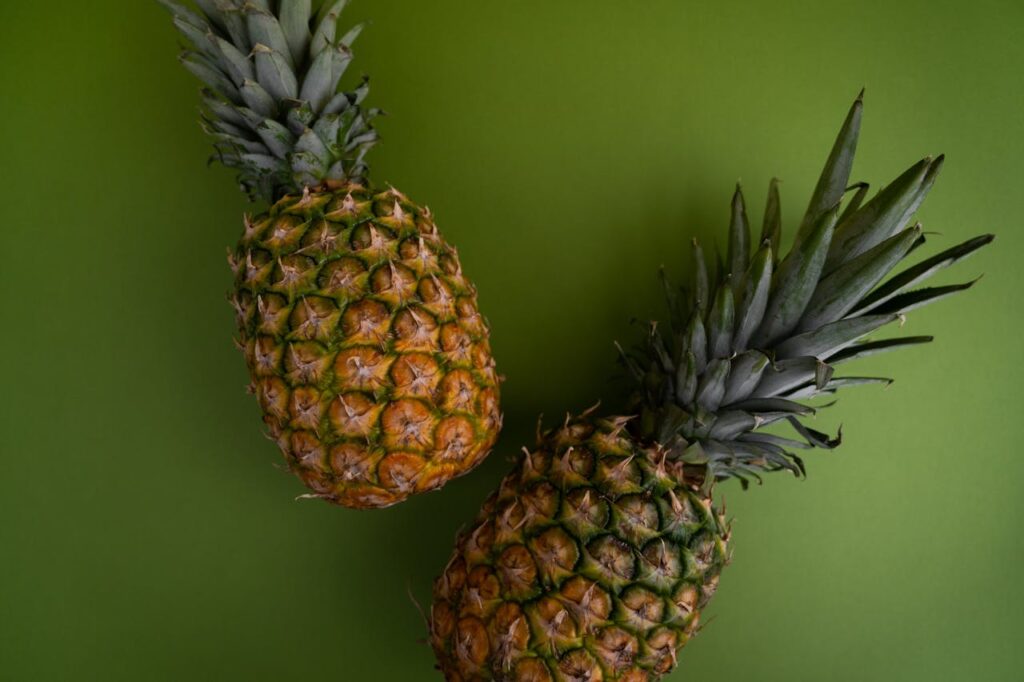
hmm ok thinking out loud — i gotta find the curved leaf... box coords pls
[853,234,994,314]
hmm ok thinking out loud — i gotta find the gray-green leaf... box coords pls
[798,224,921,332]
[707,281,735,359]
[246,6,295,70]
[732,244,773,351]
[760,178,782,256]
[853,234,994,315]
[280,0,312,67]
[722,350,770,405]
[824,157,932,273]
[775,314,898,360]
[754,203,839,346]
[728,184,750,292]
[252,44,298,101]
[796,91,863,245]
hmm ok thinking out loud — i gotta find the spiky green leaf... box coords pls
[708,411,758,440]
[754,203,839,345]
[839,182,870,224]
[685,311,708,373]
[181,52,241,103]
[707,282,735,359]
[732,244,773,351]
[696,359,730,412]
[312,0,349,53]
[753,357,831,398]
[828,336,933,365]
[692,239,709,313]
[728,185,750,292]
[238,78,277,118]
[721,351,770,405]
[854,234,994,315]
[825,158,932,272]
[280,0,312,67]
[760,178,782,255]
[255,119,295,160]
[252,44,298,101]
[157,0,207,30]
[871,280,980,316]
[729,397,815,417]
[214,35,255,86]
[796,91,862,244]
[246,7,295,70]
[776,314,897,360]
[675,351,698,406]
[798,225,921,331]
[787,417,841,449]
[299,45,339,112]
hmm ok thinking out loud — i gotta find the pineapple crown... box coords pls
[159,0,380,202]
[619,93,993,488]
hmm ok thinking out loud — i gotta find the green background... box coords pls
[2,1,1021,679]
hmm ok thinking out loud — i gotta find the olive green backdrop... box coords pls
[1,1,1021,680]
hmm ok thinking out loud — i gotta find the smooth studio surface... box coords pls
[1,1,1021,680]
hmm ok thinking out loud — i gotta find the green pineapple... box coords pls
[159,1,501,509]
[430,93,992,680]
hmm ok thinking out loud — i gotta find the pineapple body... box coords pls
[232,184,501,508]
[431,414,728,680]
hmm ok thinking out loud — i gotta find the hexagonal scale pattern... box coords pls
[230,185,501,508]
[431,414,729,681]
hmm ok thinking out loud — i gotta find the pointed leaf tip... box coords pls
[729,184,751,288]
[797,96,864,244]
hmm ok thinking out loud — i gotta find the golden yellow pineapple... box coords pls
[160,1,501,508]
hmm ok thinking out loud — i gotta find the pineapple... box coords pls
[432,412,727,681]
[159,1,501,509]
[430,94,992,680]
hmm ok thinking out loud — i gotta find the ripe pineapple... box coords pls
[432,412,727,681]
[159,1,501,508]
[430,94,992,680]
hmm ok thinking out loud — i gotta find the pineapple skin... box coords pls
[431,414,728,681]
[230,184,501,509]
